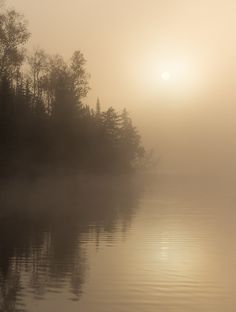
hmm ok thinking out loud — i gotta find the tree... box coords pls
[102,107,120,139]
[119,108,145,170]
[27,49,48,106]
[70,50,90,100]
[0,8,30,82]
[95,97,101,119]
[0,3,146,176]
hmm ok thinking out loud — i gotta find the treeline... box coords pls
[0,5,145,176]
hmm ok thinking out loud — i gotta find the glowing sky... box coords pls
[6,0,236,173]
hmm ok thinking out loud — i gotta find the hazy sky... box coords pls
[7,0,236,173]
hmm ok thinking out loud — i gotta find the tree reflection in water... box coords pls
[0,175,141,311]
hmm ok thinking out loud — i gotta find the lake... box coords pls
[0,175,235,311]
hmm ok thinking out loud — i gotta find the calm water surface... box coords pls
[0,176,236,311]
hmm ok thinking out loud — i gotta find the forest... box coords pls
[0,5,145,177]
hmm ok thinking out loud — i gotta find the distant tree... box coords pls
[102,107,120,139]
[0,76,12,149]
[95,97,101,119]
[119,108,145,170]
[27,49,48,107]
[0,3,146,176]
[0,8,30,82]
[70,50,90,101]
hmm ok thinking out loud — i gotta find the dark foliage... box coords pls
[0,5,145,177]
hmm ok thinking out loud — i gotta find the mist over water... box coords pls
[1,1,236,311]
[0,175,236,312]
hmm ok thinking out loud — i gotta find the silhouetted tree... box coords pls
[0,3,145,176]
[119,108,145,170]
[0,8,30,82]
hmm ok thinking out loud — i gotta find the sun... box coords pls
[161,71,171,81]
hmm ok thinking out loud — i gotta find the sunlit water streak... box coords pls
[0,177,236,311]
